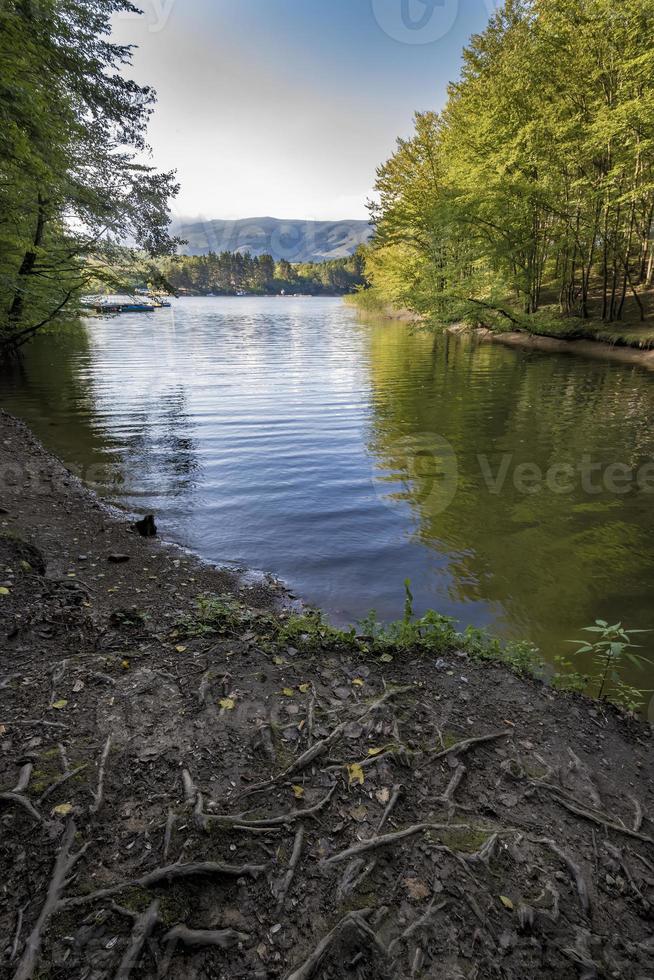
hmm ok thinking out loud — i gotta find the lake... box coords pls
[2,296,654,690]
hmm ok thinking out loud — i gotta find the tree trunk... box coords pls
[7,194,47,329]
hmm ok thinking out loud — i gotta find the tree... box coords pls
[0,0,180,356]
[361,0,654,327]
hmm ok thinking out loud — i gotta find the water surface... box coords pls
[2,297,654,687]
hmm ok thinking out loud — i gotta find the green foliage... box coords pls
[277,611,359,653]
[568,619,651,702]
[149,248,366,298]
[361,0,654,330]
[0,0,179,356]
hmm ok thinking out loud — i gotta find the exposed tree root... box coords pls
[536,838,592,915]
[38,763,88,804]
[58,860,267,909]
[323,822,472,867]
[164,924,249,949]
[113,899,160,980]
[90,734,112,815]
[12,763,33,793]
[275,823,305,913]
[551,794,654,845]
[337,784,403,901]
[387,898,448,956]
[162,809,175,861]
[429,730,511,761]
[13,821,90,980]
[0,792,43,824]
[242,687,411,798]
[200,783,337,831]
[284,909,384,980]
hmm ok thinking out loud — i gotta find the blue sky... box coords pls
[111,0,498,221]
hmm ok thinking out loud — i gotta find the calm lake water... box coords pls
[2,296,654,687]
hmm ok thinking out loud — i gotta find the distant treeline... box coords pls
[159,250,366,296]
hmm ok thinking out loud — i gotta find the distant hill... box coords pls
[173,216,372,263]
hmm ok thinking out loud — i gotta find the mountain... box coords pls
[173,216,372,263]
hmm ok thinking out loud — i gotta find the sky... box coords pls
[111,0,499,223]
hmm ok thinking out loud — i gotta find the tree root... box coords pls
[167,924,249,949]
[13,820,90,980]
[38,764,88,804]
[58,860,267,909]
[182,769,197,807]
[536,838,591,915]
[429,730,511,761]
[550,794,654,845]
[162,809,175,861]
[337,784,402,901]
[242,686,411,798]
[13,763,33,793]
[387,898,448,956]
[113,899,160,980]
[323,822,471,867]
[628,794,644,833]
[90,734,112,815]
[0,792,44,824]
[200,783,337,830]
[275,824,305,913]
[438,763,466,809]
[284,909,384,980]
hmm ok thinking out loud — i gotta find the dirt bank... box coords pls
[1,409,653,980]
[447,324,654,371]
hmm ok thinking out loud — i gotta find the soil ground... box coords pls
[0,408,653,980]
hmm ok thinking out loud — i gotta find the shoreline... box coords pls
[1,408,653,978]
[447,323,654,370]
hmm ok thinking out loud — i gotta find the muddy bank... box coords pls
[1,409,654,980]
[447,323,654,370]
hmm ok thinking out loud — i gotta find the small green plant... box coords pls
[403,578,414,623]
[277,610,359,653]
[568,619,651,703]
[552,656,589,694]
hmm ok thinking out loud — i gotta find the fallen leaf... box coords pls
[121,660,130,670]
[347,763,365,786]
[503,719,516,727]
[405,877,431,901]
[375,787,391,804]
[0,587,9,596]
[352,678,364,687]
[367,747,384,757]
[298,683,311,693]
[175,645,187,653]
[51,699,68,710]
[72,679,84,693]
[292,785,305,799]
[272,656,286,666]
[0,725,6,737]
[219,697,236,710]
[499,895,514,910]
[379,653,393,663]
[52,802,73,817]
[282,688,295,697]
[350,804,368,822]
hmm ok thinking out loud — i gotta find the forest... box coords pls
[158,250,366,297]
[0,0,179,357]
[360,0,654,332]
